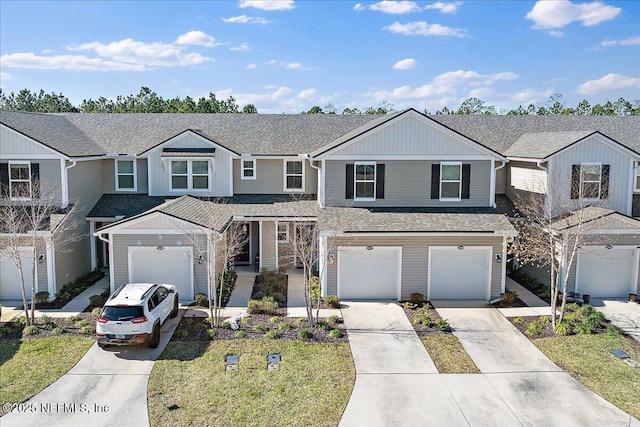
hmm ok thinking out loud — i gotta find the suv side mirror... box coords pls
[168,289,175,293]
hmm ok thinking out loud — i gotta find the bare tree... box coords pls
[0,180,78,325]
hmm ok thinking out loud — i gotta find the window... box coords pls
[284,160,304,191]
[9,162,32,200]
[635,168,640,192]
[277,223,289,242]
[354,162,376,200]
[171,160,209,190]
[580,163,601,199]
[115,159,136,191]
[440,162,462,200]
[241,159,256,180]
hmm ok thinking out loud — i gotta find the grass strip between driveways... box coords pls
[420,335,480,374]
[148,340,354,427]
[0,337,94,413]
[533,334,640,419]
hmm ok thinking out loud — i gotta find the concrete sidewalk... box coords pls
[592,298,640,343]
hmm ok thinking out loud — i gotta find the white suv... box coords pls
[96,283,179,348]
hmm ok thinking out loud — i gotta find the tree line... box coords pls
[1,87,638,116]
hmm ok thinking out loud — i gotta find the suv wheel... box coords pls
[148,323,161,348]
[170,294,179,318]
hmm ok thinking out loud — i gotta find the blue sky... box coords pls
[1,0,638,113]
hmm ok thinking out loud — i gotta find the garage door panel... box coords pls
[339,248,400,300]
[129,247,193,300]
[578,249,635,297]
[429,248,491,300]
[1,250,35,300]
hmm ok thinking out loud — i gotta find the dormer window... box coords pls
[115,159,137,191]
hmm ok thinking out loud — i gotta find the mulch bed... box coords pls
[0,312,98,340]
[173,312,348,343]
[491,297,528,308]
[401,303,453,337]
[34,270,106,309]
[509,315,609,339]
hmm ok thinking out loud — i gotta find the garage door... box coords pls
[129,247,193,300]
[338,247,401,300]
[429,247,491,300]
[0,249,35,300]
[577,248,637,297]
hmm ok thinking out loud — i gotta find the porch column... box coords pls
[89,221,97,270]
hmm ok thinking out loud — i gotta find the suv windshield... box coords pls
[101,306,144,321]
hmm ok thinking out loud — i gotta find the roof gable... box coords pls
[1,124,67,159]
[141,130,239,157]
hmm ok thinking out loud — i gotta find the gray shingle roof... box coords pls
[547,206,640,231]
[503,131,596,159]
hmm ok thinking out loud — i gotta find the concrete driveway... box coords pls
[591,298,640,342]
[1,311,183,427]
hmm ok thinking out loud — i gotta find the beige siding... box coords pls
[111,234,208,295]
[325,160,492,207]
[326,235,503,300]
[261,222,276,269]
[276,222,294,267]
[495,165,507,195]
[506,161,547,204]
[233,159,317,194]
[332,114,489,157]
[102,158,148,194]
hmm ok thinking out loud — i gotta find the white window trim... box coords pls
[634,167,640,193]
[283,159,305,192]
[277,223,289,242]
[8,161,32,201]
[170,159,211,191]
[354,161,376,201]
[241,159,256,180]
[115,159,137,191]
[440,161,462,201]
[580,162,602,200]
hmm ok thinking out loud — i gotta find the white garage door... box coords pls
[429,247,491,300]
[338,247,401,300]
[129,247,193,300]
[577,248,637,297]
[0,249,35,300]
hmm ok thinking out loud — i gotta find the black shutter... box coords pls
[461,164,471,199]
[0,163,8,196]
[571,165,580,199]
[600,165,610,199]
[31,163,40,198]
[376,164,385,199]
[345,164,354,199]
[431,164,440,199]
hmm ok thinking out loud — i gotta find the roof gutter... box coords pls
[303,154,323,207]
[61,160,77,208]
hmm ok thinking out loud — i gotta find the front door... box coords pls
[234,223,251,264]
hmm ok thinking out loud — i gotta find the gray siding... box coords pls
[233,159,317,194]
[0,159,62,207]
[111,234,208,295]
[261,222,276,269]
[102,158,148,194]
[325,160,492,207]
[495,165,507,195]
[519,263,551,288]
[326,235,503,300]
[0,236,49,293]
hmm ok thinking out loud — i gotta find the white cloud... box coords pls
[424,2,462,14]
[231,42,251,51]
[576,73,640,95]
[41,49,54,54]
[0,71,12,81]
[239,0,294,11]
[222,15,272,24]
[175,30,216,47]
[0,52,146,71]
[245,63,257,69]
[526,0,621,29]
[263,59,311,70]
[354,1,421,14]
[384,21,469,37]
[392,58,417,70]
[594,36,640,49]
[549,30,565,38]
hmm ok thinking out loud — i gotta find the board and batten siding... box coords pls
[326,235,503,300]
[331,114,490,157]
[102,158,148,194]
[146,134,232,197]
[325,160,492,207]
[550,135,633,215]
[0,125,59,156]
[232,159,317,194]
[111,234,209,294]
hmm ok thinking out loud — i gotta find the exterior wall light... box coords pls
[605,244,613,249]
[328,253,335,264]
[457,246,465,250]
[38,254,45,264]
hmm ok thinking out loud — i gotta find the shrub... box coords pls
[66,315,81,323]
[500,289,518,307]
[241,316,251,325]
[539,315,552,323]
[315,320,330,330]
[413,310,433,327]
[14,316,26,327]
[565,302,580,312]
[269,316,281,324]
[564,313,577,323]
[247,297,279,315]
[606,325,622,336]
[80,325,95,335]
[328,315,342,324]
[525,320,543,336]
[264,330,281,339]
[23,325,39,335]
[92,307,102,316]
[56,269,105,301]
[296,317,308,325]
[35,291,49,304]
[195,293,209,307]
[76,319,90,328]
[298,328,313,340]
[40,315,58,330]
[52,327,65,335]
[436,318,452,332]
[513,317,524,324]
[89,294,104,308]
[553,322,572,336]
[324,295,341,309]
[574,323,594,335]
[252,270,287,305]
[329,329,343,338]
[310,276,320,303]
[578,304,595,317]
[221,321,233,329]
[278,322,294,331]
[235,330,246,338]
[207,329,217,339]
[253,323,269,333]
[174,328,188,339]
[410,293,425,305]
[404,302,418,310]
[194,322,208,332]
[583,313,604,330]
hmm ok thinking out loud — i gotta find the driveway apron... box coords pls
[437,304,637,426]
[1,312,183,427]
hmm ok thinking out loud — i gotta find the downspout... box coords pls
[492,160,506,208]
[304,154,323,207]
[537,160,550,219]
[61,160,77,209]
[97,232,114,291]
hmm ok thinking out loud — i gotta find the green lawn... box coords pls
[148,340,355,427]
[0,337,94,413]
[421,335,480,374]
[534,334,640,419]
